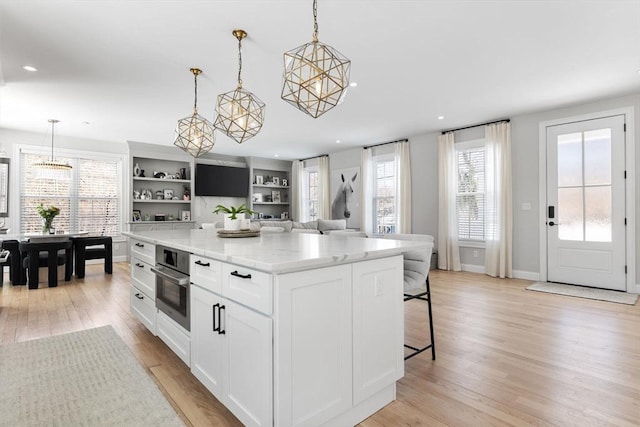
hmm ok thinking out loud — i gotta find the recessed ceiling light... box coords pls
[336,140,341,144]
[23,65,37,72]
[437,115,445,120]
[349,82,358,87]
[82,121,90,125]
[274,154,279,158]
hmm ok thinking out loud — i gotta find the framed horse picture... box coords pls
[331,167,361,229]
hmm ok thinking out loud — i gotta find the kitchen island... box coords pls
[124,229,428,427]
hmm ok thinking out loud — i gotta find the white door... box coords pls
[546,115,626,290]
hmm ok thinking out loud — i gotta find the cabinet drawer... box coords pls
[131,256,155,298]
[130,286,156,335]
[191,255,222,293]
[131,238,155,265]
[157,310,191,367]
[222,264,272,315]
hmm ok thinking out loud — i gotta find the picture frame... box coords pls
[132,210,142,222]
[272,176,280,186]
[282,178,288,187]
[255,175,264,185]
[180,210,191,221]
[163,188,174,200]
[272,190,281,203]
[252,193,263,202]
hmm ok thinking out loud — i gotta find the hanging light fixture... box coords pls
[281,0,351,118]
[33,119,72,180]
[214,29,266,144]
[174,68,215,158]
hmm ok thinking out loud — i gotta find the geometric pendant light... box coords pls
[33,119,72,180]
[214,29,266,144]
[173,68,215,158]
[281,0,351,118]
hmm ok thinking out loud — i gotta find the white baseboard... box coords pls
[85,255,127,264]
[461,263,485,274]
[460,264,540,281]
[513,270,540,281]
[635,283,640,294]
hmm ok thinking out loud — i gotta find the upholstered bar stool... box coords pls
[72,236,113,278]
[383,233,436,360]
[19,240,73,289]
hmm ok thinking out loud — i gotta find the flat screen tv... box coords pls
[195,164,249,197]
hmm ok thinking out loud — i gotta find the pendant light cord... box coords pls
[237,36,243,89]
[193,72,198,113]
[50,121,55,161]
[312,0,319,42]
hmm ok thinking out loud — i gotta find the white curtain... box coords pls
[318,156,331,219]
[395,140,412,233]
[484,122,513,278]
[361,148,373,234]
[291,160,303,221]
[437,132,461,271]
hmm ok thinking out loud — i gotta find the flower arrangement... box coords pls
[37,203,60,234]
[37,203,60,221]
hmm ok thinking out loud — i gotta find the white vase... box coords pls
[133,163,141,177]
[224,214,242,231]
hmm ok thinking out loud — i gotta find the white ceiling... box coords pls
[1,0,639,160]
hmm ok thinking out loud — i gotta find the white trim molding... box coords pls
[461,264,485,274]
[538,107,636,293]
[512,270,540,282]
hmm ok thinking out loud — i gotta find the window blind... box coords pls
[456,148,485,241]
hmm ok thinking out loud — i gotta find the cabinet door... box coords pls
[275,265,352,427]
[190,285,225,399]
[352,256,404,405]
[223,299,273,427]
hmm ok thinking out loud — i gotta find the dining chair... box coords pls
[19,240,73,289]
[72,236,113,278]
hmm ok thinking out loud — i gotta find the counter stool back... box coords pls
[73,236,112,278]
[383,233,436,361]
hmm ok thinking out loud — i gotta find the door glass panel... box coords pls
[584,129,611,185]
[557,133,583,187]
[558,187,583,241]
[585,186,611,242]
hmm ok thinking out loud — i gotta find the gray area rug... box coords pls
[526,282,638,305]
[0,326,184,427]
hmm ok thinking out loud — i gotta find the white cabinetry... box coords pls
[190,257,273,427]
[128,141,196,231]
[129,238,157,335]
[275,265,353,426]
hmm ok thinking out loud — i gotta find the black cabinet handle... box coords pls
[212,303,219,332]
[219,305,226,335]
[195,260,210,267]
[230,270,252,279]
[548,206,555,219]
[135,242,144,247]
[134,293,144,300]
[135,263,144,268]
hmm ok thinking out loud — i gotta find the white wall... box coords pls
[327,92,640,286]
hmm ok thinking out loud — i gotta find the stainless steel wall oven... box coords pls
[152,245,190,331]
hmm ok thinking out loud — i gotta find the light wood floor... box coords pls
[1,264,638,426]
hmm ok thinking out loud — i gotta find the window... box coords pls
[456,140,485,241]
[373,155,396,234]
[20,150,122,236]
[302,166,319,221]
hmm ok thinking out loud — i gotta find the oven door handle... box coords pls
[151,266,189,288]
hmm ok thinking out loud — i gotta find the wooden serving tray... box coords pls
[217,229,261,238]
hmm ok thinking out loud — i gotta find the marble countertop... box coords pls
[123,229,428,273]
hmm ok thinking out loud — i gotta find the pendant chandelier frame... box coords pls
[33,119,72,180]
[174,67,216,158]
[281,0,351,118]
[214,29,266,144]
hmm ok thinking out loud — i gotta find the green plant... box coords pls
[213,203,255,220]
[36,203,60,221]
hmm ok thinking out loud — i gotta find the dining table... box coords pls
[1,231,90,287]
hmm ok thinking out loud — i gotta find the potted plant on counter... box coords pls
[213,204,255,231]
